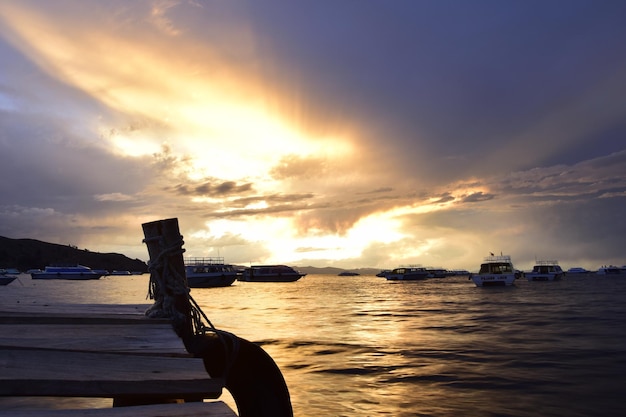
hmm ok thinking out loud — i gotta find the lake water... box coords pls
[2,272,626,416]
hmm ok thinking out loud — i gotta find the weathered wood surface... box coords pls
[0,303,152,317]
[0,304,227,404]
[0,347,222,399]
[0,305,189,356]
[0,323,189,355]
[0,401,235,417]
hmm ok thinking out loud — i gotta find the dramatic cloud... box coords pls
[0,0,624,271]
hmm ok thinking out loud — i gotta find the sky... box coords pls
[0,0,625,272]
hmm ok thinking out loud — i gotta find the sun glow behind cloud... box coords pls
[0,3,356,184]
[3,2,624,270]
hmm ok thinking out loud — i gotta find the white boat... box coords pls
[470,254,519,287]
[239,265,305,282]
[597,265,626,275]
[30,265,104,280]
[567,267,589,274]
[184,257,239,288]
[525,260,564,281]
[385,266,429,281]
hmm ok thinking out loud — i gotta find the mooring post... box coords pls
[142,218,193,339]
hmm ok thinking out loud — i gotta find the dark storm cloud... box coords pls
[243,1,626,180]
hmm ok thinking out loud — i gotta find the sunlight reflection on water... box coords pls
[3,273,626,416]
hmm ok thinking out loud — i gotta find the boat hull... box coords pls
[30,265,103,280]
[187,274,238,288]
[239,274,303,282]
[31,273,103,280]
[471,273,516,287]
[239,265,305,282]
[385,272,429,281]
[526,272,563,282]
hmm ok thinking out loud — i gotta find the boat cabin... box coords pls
[479,262,513,274]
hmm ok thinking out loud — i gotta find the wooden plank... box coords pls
[0,323,189,356]
[0,304,153,315]
[0,401,237,417]
[0,305,164,325]
[0,348,223,399]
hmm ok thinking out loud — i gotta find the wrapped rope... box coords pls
[142,218,193,339]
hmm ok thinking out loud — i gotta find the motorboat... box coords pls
[385,266,429,281]
[239,265,305,282]
[470,254,519,287]
[184,257,239,288]
[376,269,391,277]
[30,265,104,280]
[567,267,589,274]
[525,260,564,281]
[0,275,17,285]
[597,265,626,275]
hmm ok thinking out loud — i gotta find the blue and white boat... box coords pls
[526,260,564,281]
[30,265,104,280]
[385,266,429,281]
[239,265,305,282]
[597,265,626,275]
[184,257,239,288]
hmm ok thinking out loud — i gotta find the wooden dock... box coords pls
[0,219,292,416]
[0,303,237,417]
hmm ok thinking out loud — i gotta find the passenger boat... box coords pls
[239,265,305,282]
[385,266,429,281]
[30,265,104,280]
[184,257,239,288]
[525,260,564,281]
[470,254,519,287]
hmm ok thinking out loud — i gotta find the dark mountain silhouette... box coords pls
[295,266,381,276]
[0,236,147,273]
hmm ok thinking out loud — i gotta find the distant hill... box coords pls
[0,236,148,273]
[295,266,382,276]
